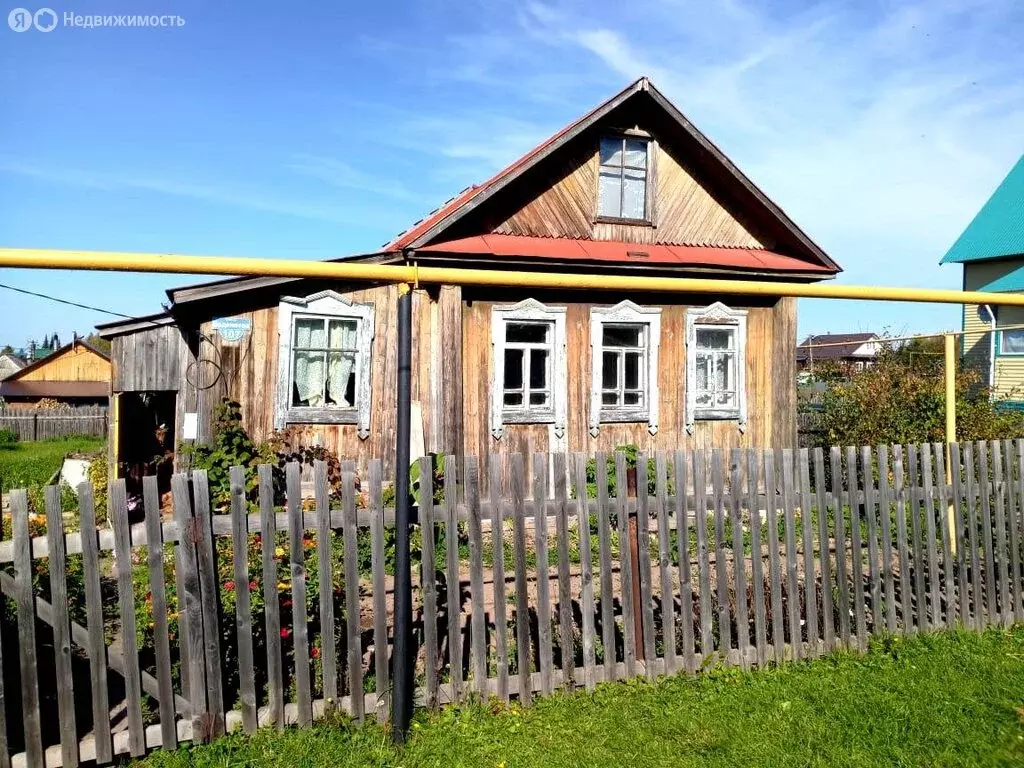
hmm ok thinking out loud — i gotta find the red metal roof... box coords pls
[416,234,833,273]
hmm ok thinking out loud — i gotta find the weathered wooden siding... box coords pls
[963,259,1024,400]
[462,289,796,483]
[16,345,110,382]
[110,325,187,392]
[491,141,768,248]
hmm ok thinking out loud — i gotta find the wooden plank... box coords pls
[532,453,554,695]
[111,480,145,755]
[342,469,363,723]
[990,441,1011,625]
[191,471,225,737]
[419,457,440,709]
[730,450,750,668]
[782,450,801,659]
[877,446,897,635]
[554,453,576,688]
[369,460,390,721]
[0,507,7,768]
[709,450,732,660]
[595,452,616,681]
[572,453,596,690]
[748,449,768,665]
[443,457,463,703]
[845,446,866,650]
[313,461,338,705]
[829,447,850,646]
[921,445,941,629]
[488,456,509,702]
[44,486,78,767]
[510,454,533,703]
[675,450,696,673]
[287,462,313,727]
[11,491,42,767]
[966,444,983,630]
[765,451,785,661]
[465,456,487,695]
[143,476,178,748]
[813,448,834,653]
[692,450,714,657]
[636,451,657,671]
[228,468,257,734]
[892,446,912,633]
[1012,441,1024,623]
[657,452,678,673]
[258,464,284,729]
[172,473,207,737]
[906,445,926,632]
[860,447,882,636]
[798,449,819,656]
[615,451,637,677]
[933,444,956,630]
[77,483,112,763]
[976,441,998,625]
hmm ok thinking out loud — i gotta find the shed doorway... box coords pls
[116,390,176,504]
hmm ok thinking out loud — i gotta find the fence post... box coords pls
[31,413,37,441]
[626,465,644,661]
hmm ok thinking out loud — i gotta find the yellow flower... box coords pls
[278,582,290,590]
[275,546,286,557]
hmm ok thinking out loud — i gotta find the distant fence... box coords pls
[2,440,1023,766]
[0,406,107,441]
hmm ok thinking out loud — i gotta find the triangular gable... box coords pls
[8,339,110,381]
[386,77,839,274]
[941,154,1024,264]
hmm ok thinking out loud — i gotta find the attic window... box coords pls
[598,136,649,221]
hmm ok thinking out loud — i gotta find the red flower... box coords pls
[280,628,291,638]
[224,581,235,591]
[248,580,258,591]
[311,647,321,659]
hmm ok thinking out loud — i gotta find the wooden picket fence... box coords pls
[1,439,1023,767]
[0,406,107,441]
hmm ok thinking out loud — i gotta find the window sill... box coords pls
[594,215,654,227]
[285,407,359,425]
[501,410,555,425]
[599,409,650,424]
[694,410,741,421]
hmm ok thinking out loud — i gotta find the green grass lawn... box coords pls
[0,435,105,489]
[138,627,1024,768]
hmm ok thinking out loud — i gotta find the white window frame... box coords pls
[685,302,747,434]
[275,290,375,438]
[589,301,661,437]
[491,299,567,440]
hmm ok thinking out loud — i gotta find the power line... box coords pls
[0,281,134,319]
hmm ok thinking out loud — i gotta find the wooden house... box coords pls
[796,333,881,375]
[0,339,110,408]
[941,153,1024,406]
[96,78,841,481]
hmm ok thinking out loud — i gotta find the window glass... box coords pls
[621,169,647,219]
[529,349,548,388]
[598,170,621,218]
[624,351,641,389]
[292,316,361,408]
[500,317,555,414]
[598,136,649,220]
[599,322,649,414]
[507,322,548,344]
[624,139,647,168]
[599,137,623,165]
[603,325,642,347]
[1003,330,1024,354]
[696,328,733,350]
[504,348,523,389]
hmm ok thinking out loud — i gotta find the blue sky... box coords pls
[1,0,1023,346]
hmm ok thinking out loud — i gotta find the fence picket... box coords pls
[191,471,225,737]
[845,447,866,650]
[765,451,785,662]
[144,476,178,748]
[595,452,616,681]
[313,461,338,705]
[258,464,284,729]
[637,451,657,672]
[111,479,145,755]
[692,450,714,657]
[444,456,463,703]
[798,449,819,656]
[877,446,897,635]
[44,485,78,767]
[829,447,850,647]
[419,457,440,709]
[465,456,487,695]
[813,448,834,653]
[710,450,732,660]
[964,443,984,629]
[990,441,1011,625]
[532,453,554,695]
[1012,441,1024,622]
[976,442,998,625]
[781,450,800,659]
[893,446,912,634]
[554,453,575,689]
[226,467,257,735]
[615,452,637,677]
[488,456,510,702]
[341,469,363,722]
[933,444,956,629]
[861,447,882,635]
[77,483,112,763]
[675,450,696,673]
[572,453,596,690]
[0,508,7,768]
[510,454,533,703]
[729,450,749,668]
[921,445,941,629]
[949,444,969,626]
[173,473,207,738]
[11,491,42,768]
[907,446,928,633]
[286,463,313,727]
[748,449,768,665]
[656,452,678,674]
[369,460,390,720]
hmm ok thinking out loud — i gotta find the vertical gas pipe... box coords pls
[392,282,414,742]
[944,333,957,556]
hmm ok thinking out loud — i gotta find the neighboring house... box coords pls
[940,154,1024,404]
[0,353,26,380]
[96,77,841,480]
[796,333,881,375]
[0,339,111,407]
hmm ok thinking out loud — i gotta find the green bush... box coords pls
[584,444,665,499]
[0,428,17,447]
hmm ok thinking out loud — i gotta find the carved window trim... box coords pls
[589,301,661,437]
[491,299,567,440]
[275,290,375,439]
[685,302,747,434]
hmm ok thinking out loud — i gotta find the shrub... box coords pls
[0,428,17,447]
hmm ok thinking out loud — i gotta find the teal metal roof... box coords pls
[941,154,1024,264]
[979,264,1024,292]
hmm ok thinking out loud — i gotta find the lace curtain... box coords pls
[292,318,358,407]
